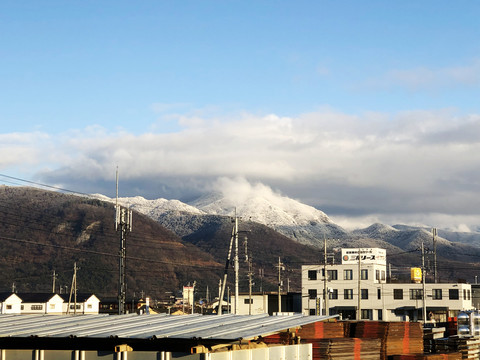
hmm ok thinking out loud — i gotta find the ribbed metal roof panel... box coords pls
[0,313,337,341]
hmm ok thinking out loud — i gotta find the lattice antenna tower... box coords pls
[115,167,132,315]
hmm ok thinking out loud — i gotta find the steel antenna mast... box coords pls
[115,168,132,315]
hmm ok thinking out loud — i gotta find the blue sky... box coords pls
[1,1,480,230]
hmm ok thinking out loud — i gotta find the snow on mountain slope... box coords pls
[189,191,331,227]
[92,194,205,219]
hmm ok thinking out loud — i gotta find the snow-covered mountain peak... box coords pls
[189,191,331,227]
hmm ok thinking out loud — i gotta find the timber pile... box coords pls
[296,321,347,339]
[429,337,480,359]
[390,354,462,359]
[424,327,447,353]
[301,338,382,360]
[351,321,423,358]
[262,331,294,345]
[353,321,389,338]
[385,321,424,357]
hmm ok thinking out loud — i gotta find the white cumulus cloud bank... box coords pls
[2,109,480,230]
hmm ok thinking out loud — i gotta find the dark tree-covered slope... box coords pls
[0,186,221,299]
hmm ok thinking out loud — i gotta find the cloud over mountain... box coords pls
[3,109,480,230]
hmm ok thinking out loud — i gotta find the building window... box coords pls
[329,289,338,300]
[375,269,380,281]
[6,305,12,310]
[449,289,459,300]
[394,289,403,299]
[361,269,368,280]
[327,270,338,280]
[361,289,368,299]
[432,289,442,300]
[381,270,386,281]
[20,305,24,310]
[87,304,93,309]
[378,309,383,321]
[344,269,353,280]
[309,309,316,316]
[49,304,55,309]
[410,289,423,300]
[31,305,43,310]
[308,270,317,281]
[308,289,317,300]
[344,289,353,300]
[361,309,371,320]
[377,288,381,300]
[468,290,471,300]
[69,305,81,310]
[244,299,253,304]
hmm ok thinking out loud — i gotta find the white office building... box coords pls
[302,248,472,322]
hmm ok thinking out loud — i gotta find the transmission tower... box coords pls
[115,169,132,315]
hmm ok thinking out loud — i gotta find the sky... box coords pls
[1,1,480,231]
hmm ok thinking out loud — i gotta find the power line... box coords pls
[0,173,91,196]
[0,235,222,270]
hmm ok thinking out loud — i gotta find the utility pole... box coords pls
[421,240,427,324]
[259,268,264,293]
[247,257,253,315]
[67,262,79,315]
[52,270,58,293]
[115,169,132,315]
[323,236,328,316]
[218,221,236,316]
[234,213,239,315]
[432,228,438,283]
[191,281,196,314]
[357,248,362,320]
[276,257,285,314]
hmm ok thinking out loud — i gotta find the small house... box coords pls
[0,293,22,314]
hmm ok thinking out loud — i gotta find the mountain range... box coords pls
[95,190,480,284]
[1,185,479,301]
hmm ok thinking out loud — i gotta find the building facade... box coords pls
[302,248,473,322]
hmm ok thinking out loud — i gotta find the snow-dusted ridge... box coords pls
[92,191,331,228]
[91,194,205,217]
[190,191,332,227]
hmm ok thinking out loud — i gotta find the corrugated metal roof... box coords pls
[0,313,337,341]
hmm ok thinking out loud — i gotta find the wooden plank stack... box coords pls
[302,337,382,360]
[264,320,458,359]
[297,321,347,339]
[454,337,480,359]
[433,336,480,359]
[385,321,424,357]
[390,354,462,360]
[424,327,447,353]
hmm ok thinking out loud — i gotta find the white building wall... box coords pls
[235,294,268,315]
[0,294,22,314]
[83,296,100,314]
[302,262,473,321]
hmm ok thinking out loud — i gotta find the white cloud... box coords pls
[3,109,480,230]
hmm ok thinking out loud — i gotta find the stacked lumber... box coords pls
[426,336,480,359]
[296,321,346,339]
[354,321,389,339]
[454,337,480,359]
[262,331,294,345]
[385,321,424,357]
[424,327,447,353]
[301,337,382,360]
[390,354,462,360]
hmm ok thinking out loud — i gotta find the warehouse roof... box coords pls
[0,313,337,341]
